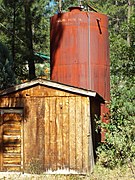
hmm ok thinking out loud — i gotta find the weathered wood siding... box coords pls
[0,85,95,173]
[0,109,23,171]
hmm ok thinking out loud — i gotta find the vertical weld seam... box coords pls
[87,12,91,89]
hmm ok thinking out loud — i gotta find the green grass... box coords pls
[89,163,135,180]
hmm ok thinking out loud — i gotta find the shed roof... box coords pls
[0,78,104,103]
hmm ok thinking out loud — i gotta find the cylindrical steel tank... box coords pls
[50,7,110,127]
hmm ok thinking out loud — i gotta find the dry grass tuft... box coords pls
[0,163,134,180]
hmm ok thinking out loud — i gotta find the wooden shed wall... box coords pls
[0,85,94,173]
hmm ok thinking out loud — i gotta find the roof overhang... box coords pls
[0,78,105,103]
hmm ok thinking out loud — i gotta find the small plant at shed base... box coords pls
[27,158,44,174]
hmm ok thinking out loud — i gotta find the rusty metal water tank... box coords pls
[50,6,110,106]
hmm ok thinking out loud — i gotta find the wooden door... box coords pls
[0,109,23,171]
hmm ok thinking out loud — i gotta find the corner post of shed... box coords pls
[88,98,95,174]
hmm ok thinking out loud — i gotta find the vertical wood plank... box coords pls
[24,97,41,166]
[76,96,83,171]
[88,98,95,173]
[29,98,37,156]
[69,97,76,170]
[82,97,89,173]
[23,96,32,168]
[0,112,3,171]
[55,98,63,169]
[62,97,69,169]
[35,97,45,169]
[49,97,57,170]
[44,97,50,170]
[20,112,24,172]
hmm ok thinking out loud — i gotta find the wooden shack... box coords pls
[0,78,104,174]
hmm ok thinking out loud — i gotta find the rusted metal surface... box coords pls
[50,7,110,103]
[0,81,101,173]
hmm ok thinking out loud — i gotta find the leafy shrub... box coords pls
[27,158,44,174]
[97,77,135,168]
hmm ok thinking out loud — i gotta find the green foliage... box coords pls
[97,79,135,168]
[0,0,52,83]
[62,0,78,10]
[0,42,15,89]
[32,0,52,56]
[35,62,50,79]
[94,0,135,168]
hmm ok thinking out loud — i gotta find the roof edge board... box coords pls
[39,79,97,97]
[0,79,104,103]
